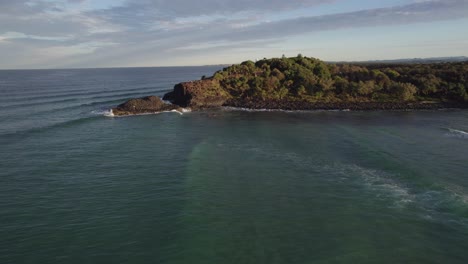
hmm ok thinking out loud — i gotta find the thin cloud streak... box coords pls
[225,0,468,41]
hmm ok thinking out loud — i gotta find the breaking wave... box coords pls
[100,108,191,117]
[446,128,468,139]
[92,109,114,117]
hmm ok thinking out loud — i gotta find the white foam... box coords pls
[91,109,115,117]
[104,109,115,117]
[163,108,191,115]
[449,128,468,135]
[446,128,468,138]
[168,109,183,115]
[338,164,414,207]
[95,108,191,117]
[222,107,306,113]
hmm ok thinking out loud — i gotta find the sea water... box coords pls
[1,67,468,263]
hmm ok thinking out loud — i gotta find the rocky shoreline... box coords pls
[112,76,468,116]
[223,99,468,111]
[112,56,468,115]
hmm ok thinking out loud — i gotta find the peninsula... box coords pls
[112,55,468,115]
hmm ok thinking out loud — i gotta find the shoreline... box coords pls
[108,99,468,117]
[112,56,468,116]
[222,99,468,111]
[220,106,467,113]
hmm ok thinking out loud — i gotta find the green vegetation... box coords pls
[207,55,468,103]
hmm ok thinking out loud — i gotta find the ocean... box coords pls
[1,67,468,263]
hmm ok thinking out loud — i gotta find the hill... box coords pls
[113,55,468,115]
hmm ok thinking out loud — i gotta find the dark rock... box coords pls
[162,79,231,109]
[112,96,181,116]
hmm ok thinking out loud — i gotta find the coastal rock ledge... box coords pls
[111,96,181,116]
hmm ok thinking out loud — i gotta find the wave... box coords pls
[169,109,183,115]
[104,108,191,117]
[189,134,468,227]
[168,108,191,115]
[445,128,468,139]
[0,89,166,110]
[336,164,413,207]
[0,98,79,109]
[334,163,468,226]
[189,137,468,225]
[0,84,85,94]
[1,84,173,104]
[0,115,102,144]
[91,109,114,117]
[205,139,468,226]
[1,93,176,120]
[0,99,128,122]
[1,85,157,99]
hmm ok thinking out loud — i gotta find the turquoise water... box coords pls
[1,68,468,263]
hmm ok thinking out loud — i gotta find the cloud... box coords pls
[0,31,69,41]
[0,0,468,68]
[222,0,468,41]
[81,0,468,51]
[97,0,336,19]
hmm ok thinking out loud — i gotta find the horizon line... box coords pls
[1,56,467,71]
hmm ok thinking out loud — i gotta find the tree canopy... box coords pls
[207,55,468,103]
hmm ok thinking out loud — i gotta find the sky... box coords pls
[0,0,467,69]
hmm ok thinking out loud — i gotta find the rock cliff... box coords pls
[163,79,230,109]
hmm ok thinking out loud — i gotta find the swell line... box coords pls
[0,88,171,109]
[1,85,169,101]
[0,115,103,143]
[0,92,170,119]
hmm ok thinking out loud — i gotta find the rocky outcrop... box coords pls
[163,79,230,109]
[110,78,231,116]
[111,96,181,116]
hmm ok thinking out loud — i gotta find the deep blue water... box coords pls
[1,67,468,263]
